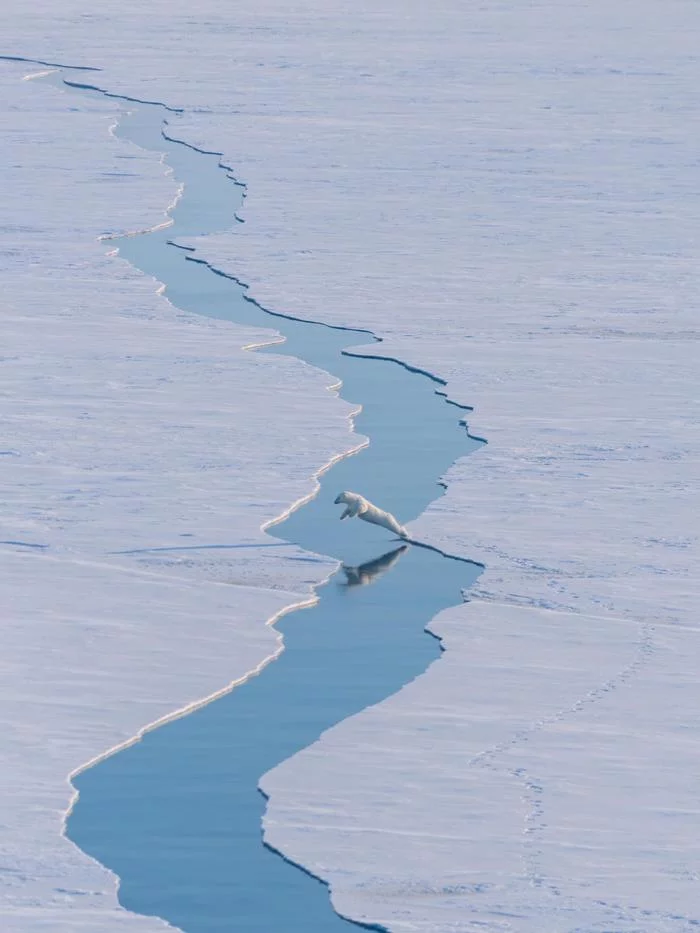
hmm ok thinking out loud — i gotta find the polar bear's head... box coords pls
[334,491,353,505]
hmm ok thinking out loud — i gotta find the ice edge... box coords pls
[36,64,488,933]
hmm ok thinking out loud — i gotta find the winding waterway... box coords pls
[59,78,484,932]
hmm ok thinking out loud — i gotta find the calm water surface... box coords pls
[62,84,483,932]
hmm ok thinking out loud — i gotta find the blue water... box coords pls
[61,84,484,932]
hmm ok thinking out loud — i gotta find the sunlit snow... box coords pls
[2,1,699,930]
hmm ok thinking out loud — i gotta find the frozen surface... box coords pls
[3,1,700,929]
[0,64,356,932]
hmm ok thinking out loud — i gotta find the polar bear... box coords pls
[334,491,409,538]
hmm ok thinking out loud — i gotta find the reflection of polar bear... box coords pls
[334,491,409,538]
[342,544,408,587]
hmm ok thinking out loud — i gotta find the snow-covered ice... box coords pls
[0,62,357,932]
[2,1,700,930]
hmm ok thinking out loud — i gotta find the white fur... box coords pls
[334,491,409,538]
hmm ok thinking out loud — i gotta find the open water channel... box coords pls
[58,76,484,933]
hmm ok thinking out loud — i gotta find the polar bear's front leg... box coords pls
[339,506,353,520]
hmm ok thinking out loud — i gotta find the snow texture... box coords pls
[3,1,700,930]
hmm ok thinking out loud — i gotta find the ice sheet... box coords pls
[3,1,700,929]
[0,63,357,931]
